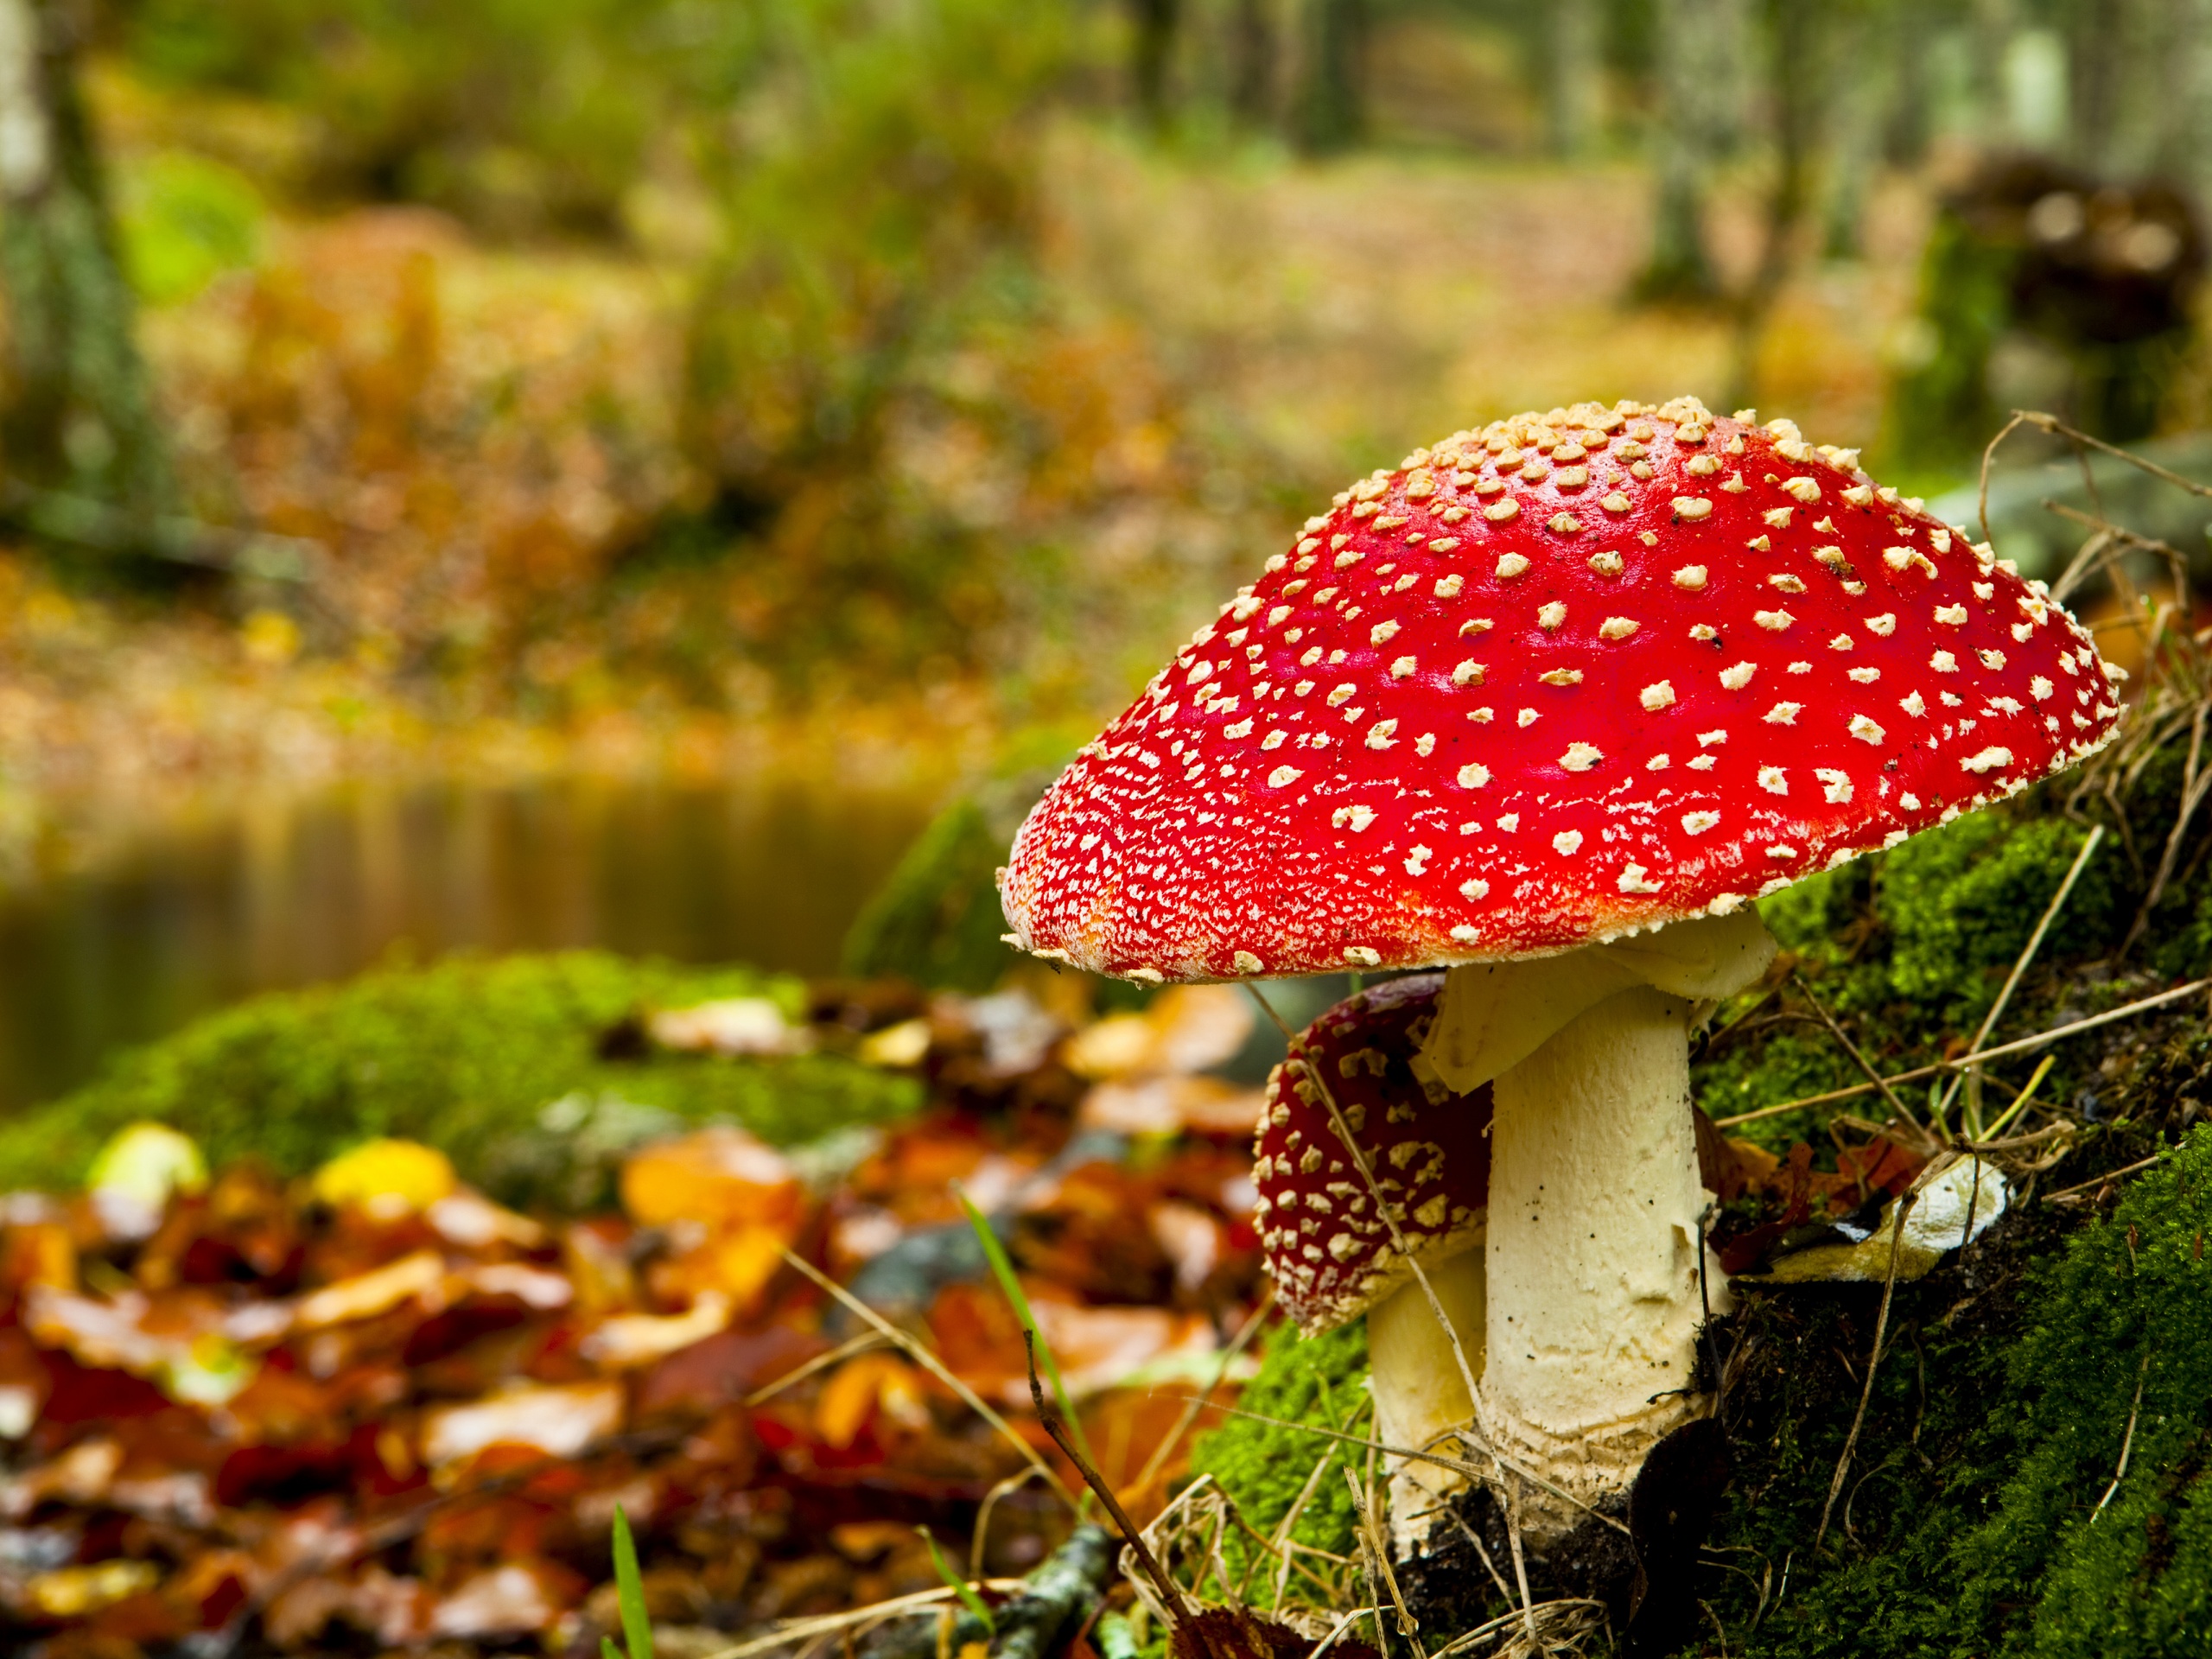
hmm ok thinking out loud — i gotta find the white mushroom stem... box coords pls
[1366,1236,1485,1551]
[1420,910,1777,1539]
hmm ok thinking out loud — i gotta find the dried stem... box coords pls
[1813,1181,1923,1554]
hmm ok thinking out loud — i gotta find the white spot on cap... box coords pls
[1328,684,1357,706]
[1459,878,1490,899]
[1764,702,1802,725]
[1404,844,1432,875]
[1758,766,1788,794]
[1371,621,1401,645]
[1848,667,1879,683]
[1755,609,1796,631]
[1781,477,1821,503]
[1434,575,1465,599]
[1415,733,1435,755]
[1641,682,1676,710]
[1450,925,1479,942]
[1540,669,1584,686]
[1344,946,1382,967]
[2031,676,2054,700]
[1390,656,1417,679]
[1560,742,1604,772]
[1484,500,1521,523]
[1517,708,1539,727]
[1458,763,1491,789]
[1978,649,2006,670]
[1720,662,1758,690]
[1538,601,1567,630]
[1268,766,1303,787]
[1866,613,1897,635]
[1961,746,2014,774]
[1849,714,1885,744]
[1930,651,1959,673]
[1682,810,1721,836]
[1234,950,1262,974]
[1332,804,1377,832]
[1815,768,1853,803]
[1453,660,1485,686]
[1601,616,1640,639]
[1366,719,1399,750]
[1497,553,1529,578]
[1763,507,1794,529]
[1673,497,1713,521]
[1935,604,1967,626]
[1619,863,1663,893]
[1554,830,1585,854]
[1673,566,1708,590]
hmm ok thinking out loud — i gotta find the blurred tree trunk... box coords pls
[1882,0,1932,165]
[1821,0,1889,257]
[1129,0,1179,125]
[0,0,173,526]
[1727,0,1818,404]
[1229,0,1278,128]
[1637,0,1746,299]
[1970,0,2019,140]
[1297,0,1366,153]
[1544,0,1600,158]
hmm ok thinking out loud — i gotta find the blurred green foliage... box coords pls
[118,0,664,233]
[116,150,264,304]
[678,0,1073,679]
[0,950,919,1204]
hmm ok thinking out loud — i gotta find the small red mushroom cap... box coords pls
[1001,397,2126,982]
[1255,975,1493,1335]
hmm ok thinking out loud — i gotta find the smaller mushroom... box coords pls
[1253,975,1493,1548]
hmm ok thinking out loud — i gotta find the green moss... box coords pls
[1707,1123,2212,1656]
[1187,1319,1368,1606]
[841,796,1018,993]
[0,951,920,1203]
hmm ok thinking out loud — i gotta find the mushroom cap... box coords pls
[1001,397,2126,982]
[1255,975,1493,1335]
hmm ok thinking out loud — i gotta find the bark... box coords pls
[1544,0,1601,160]
[1637,0,1747,300]
[1297,0,1366,154]
[1229,0,1278,128]
[0,0,174,525]
[1129,0,1180,126]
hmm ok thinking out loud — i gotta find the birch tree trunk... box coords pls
[0,0,173,526]
[1638,0,1747,299]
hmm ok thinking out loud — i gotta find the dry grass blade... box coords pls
[780,1249,1077,1509]
[1183,1398,1630,1538]
[1129,1291,1274,1504]
[2093,1349,2152,1519]
[700,1582,1029,1659]
[1712,976,2212,1128]
[743,1331,890,1408]
[1813,1177,1925,1555]
[1791,972,1919,1136]
[2012,407,2212,501]
[1938,824,2106,1131]
[2125,703,2212,956]
[2041,1151,2165,1203]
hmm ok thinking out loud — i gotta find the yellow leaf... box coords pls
[312,1139,457,1216]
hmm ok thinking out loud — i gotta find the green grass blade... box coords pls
[918,1526,997,1634]
[953,1181,1096,1471]
[611,1503,654,1659]
[604,1642,624,1659]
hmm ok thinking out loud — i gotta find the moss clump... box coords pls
[1701,1116,2212,1656]
[0,950,920,1202]
[1186,1319,1368,1608]
[842,796,1018,993]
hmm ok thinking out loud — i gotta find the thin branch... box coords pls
[1814,1181,1923,1554]
[1129,1291,1274,1503]
[1712,977,2212,1128]
[2092,1350,2152,1519]
[781,1249,1076,1509]
[1937,824,2105,1127]
[2041,1152,2164,1203]
[2125,705,2212,956]
[1792,973,1917,1133]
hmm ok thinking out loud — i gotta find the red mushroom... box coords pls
[1001,396,2125,1535]
[1254,974,1491,1542]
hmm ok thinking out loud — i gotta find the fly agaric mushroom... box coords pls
[1254,974,1491,1544]
[1001,396,2126,1538]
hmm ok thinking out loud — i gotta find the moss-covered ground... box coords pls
[0,950,920,1205]
[1193,637,2212,1653]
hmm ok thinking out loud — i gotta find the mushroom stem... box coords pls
[1476,984,1715,1535]
[1366,1236,1485,1549]
[1419,910,1776,1540]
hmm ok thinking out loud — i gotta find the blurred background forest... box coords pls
[3,0,2212,1104]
